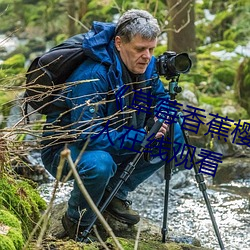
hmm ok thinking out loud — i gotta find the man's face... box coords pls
[115,35,157,74]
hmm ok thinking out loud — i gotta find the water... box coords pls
[129,171,250,250]
[38,169,250,250]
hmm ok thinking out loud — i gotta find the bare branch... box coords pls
[63,148,124,250]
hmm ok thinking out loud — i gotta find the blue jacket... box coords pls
[44,21,170,156]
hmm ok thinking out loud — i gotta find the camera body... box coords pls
[156,51,192,79]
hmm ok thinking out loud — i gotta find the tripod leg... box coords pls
[162,122,175,243]
[82,119,164,240]
[177,113,225,250]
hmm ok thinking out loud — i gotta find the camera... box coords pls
[156,51,192,79]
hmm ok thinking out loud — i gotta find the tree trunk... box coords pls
[167,0,196,63]
[78,0,88,20]
[67,0,77,36]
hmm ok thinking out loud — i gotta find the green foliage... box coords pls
[192,41,241,95]
[199,95,224,107]
[213,67,235,86]
[235,57,250,115]
[0,91,15,108]
[1,54,25,69]
[0,235,16,250]
[0,54,26,84]
[154,44,167,57]
[0,209,21,230]
[196,0,250,48]
[55,33,69,45]
[106,237,204,250]
[0,175,47,239]
[0,209,24,250]
[217,40,237,52]
[209,10,234,41]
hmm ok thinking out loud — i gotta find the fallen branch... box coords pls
[62,148,124,250]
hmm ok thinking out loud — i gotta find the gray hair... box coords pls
[115,9,161,43]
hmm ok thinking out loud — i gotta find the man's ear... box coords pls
[115,36,122,51]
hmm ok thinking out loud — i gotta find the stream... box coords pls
[38,166,250,250]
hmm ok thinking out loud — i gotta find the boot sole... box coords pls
[105,210,140,225]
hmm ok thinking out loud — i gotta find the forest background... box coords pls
[0,0,250,123]
[0,0,250,249]
[0,0,250,127]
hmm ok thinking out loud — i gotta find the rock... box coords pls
[43,201,212,250]
[214,156,250,184]
[181,89,199,106]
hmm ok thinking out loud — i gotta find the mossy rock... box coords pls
[106,237,210,250]
[1,54,25,68]
[214,156,250,183]
[235,57,250,115]
[0,209,24,250]
[198,95,224,108]
[217,40,237,51]
[0,174,47,239]
[0,54,26,86]
[213,67,235,86]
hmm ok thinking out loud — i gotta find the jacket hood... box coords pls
[82,21,116,65]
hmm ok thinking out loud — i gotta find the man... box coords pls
[41,9,184,241]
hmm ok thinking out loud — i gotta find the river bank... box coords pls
[38,158,250,250]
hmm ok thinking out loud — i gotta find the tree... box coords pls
[166,0,196,62]
[66,0,88,36]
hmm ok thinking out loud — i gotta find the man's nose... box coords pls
[142,49,151,59]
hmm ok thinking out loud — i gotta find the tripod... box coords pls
[161,77,225,249]
[82,77,225,249]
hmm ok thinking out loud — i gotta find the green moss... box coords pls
[84,244,100,250]
[217,40,237,51]
[154,45,168,57]
[0,235,16,250]
[105,237,206,250]
[1,54,25,69]
[0,54,26,86]
[0,209,24,249]
[0,209,21,229]
[235,57,250,115]
[213,67,235,86]
[0,175,47,239]
[117,238,134,250]
[199,95,224,108]
[7,228,24,249]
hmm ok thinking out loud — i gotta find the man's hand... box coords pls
[154,117,169,139]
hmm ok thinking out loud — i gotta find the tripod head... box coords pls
[168,76,182,100]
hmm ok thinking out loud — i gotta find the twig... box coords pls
[134,219,142,250]
[68,14,89,31]
[61,148,124,250]
[93,225,110,250]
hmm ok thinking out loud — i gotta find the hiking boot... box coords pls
[61,213,97,243]
[105,196,140,225]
